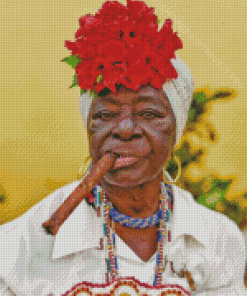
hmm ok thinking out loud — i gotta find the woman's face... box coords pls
[88,85,176,187]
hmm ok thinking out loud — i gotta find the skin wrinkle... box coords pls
[86,85,176,261]
[88,86,175,212]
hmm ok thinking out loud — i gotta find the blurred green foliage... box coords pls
[166,89,247,226]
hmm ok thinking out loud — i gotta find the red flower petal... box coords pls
[75,27,84,39]
[95,81,105,93]
[160,61,178,80]
[77,72,95,90]
[127,0,150,18]
[98,1,126,21]
[173,33,183,50]
[65,40,77,55]
[79,14,98,29]
[126,62,152,89]
[103,79,117,95]
[75,61,92,75]
[75,40,97,59]
[149,71,163,89]
[98,40,126,61]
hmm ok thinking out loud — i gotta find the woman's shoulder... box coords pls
[172,184,244,242]
[0,179,83,276]
[0,179,83,250]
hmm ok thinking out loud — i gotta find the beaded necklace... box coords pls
[90,181,173,286]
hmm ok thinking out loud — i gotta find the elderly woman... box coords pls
[0,0,246,295]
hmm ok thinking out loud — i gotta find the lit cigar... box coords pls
[42,152,118,235]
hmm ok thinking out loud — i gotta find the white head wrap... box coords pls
[79,55,194,148]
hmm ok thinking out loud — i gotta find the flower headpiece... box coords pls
[63,0,183,96]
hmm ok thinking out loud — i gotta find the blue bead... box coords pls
[128,218,139,226]
[153,274,157,286]
[158,209,163,220]
[103,223,107,236]
[97,191,101,205]
[107,258,111,272]
[166,210,170,222]
[115,257,118,270]
[92,187,97,198]
[138,218,147,227]
[158,230,163,242]
[112,233,115,245]
[167,190,173,198]
[156,252,159,265]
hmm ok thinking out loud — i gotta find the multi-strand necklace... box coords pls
[90,181,173,286]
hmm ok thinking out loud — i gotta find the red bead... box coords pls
[105,273,109,283]
[88,193,94,203]
[168,230,171,242]
[99,238,104,250]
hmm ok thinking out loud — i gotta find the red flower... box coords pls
[64,0,183,95]
[126,61,153,90]
[76,62,97,90]
[173,32,183,50]
[76,14,100,38]
[126,0,156,24]
[149,71,163,90]
[95,81,105,93]
[65,40,77,55]
[125,41,151,64]
[98,40,126,61]
[97,1,127,22]
[160,60,178,80]
[75,40,97,59]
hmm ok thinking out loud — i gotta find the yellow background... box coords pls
[0,0,246,224]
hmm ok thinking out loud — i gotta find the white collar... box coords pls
[52,182,213,260]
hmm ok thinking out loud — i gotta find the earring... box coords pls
[165,151,182,184]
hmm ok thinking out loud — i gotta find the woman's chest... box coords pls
[114,224,159,262]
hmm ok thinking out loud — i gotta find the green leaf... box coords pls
[225,202,243,225]
[197,178,229,209]
[97,74,103,83]
[197,193,209,207]
[61,55,82,69]
[0,193,5,202]
[89,90,97,98]
[214,179,232,190]
[193,91,207,105]
[69,74,78,89]
[212,91,232,99]
[80,88,86,95]
[188,107,196,122]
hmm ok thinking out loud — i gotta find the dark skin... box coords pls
[88,85,176,262]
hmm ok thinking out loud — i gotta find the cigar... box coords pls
[42,152,118,235]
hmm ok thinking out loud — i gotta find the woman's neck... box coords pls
[100,171,163,218]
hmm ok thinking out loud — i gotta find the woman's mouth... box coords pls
[112,156,141,170]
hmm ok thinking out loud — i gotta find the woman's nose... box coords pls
[112,109,142,140]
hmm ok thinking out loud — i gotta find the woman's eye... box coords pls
[94,112,117,120]
[137,111,159,119]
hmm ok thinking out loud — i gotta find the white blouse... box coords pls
[0,179,246,295]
